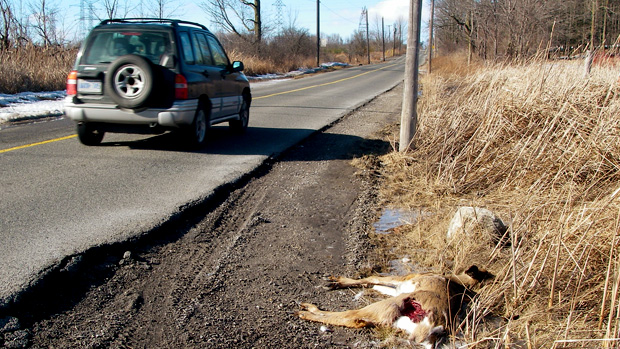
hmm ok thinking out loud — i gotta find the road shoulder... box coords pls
[6,84,404,348]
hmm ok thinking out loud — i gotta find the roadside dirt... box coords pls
[2,84,403,348]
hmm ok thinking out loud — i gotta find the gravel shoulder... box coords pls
[2,84,403,348]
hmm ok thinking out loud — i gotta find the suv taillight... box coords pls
[175,74,188,99]
[67,70,78,95]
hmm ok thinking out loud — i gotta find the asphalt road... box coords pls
[0,56,405,306]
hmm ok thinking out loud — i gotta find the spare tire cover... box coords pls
[105,54,156,109]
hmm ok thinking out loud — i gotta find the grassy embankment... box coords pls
[0,46,78,94]
[367,53,620,347]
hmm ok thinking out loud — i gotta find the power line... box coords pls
[320,3,358,26]
[273,0,285,32]
[79,0,96,38]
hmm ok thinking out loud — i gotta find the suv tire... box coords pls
[77,123,105,146]
[105,54,156,109]
[229,97,250,134]
[185,104,209,148]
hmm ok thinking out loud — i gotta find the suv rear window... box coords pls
[82,30,171,65]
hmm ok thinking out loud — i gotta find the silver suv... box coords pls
[64,18,251,147]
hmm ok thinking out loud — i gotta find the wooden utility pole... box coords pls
[428,0,434,74]
[316,0,320,67]
[382,17,385,61]
[365,7,370,64]
[393,25,397,55]
[399,0,423,152]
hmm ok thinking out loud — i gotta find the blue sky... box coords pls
[183,0,430,39]
[61,0,430,41]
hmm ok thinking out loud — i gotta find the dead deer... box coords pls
[296,265,493,348]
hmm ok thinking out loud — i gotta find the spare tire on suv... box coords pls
[104,54,157,109]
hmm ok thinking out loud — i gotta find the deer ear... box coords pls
[465,265,479,275]
[465,265,494,281]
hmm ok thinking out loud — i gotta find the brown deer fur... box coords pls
[297,265,493,347]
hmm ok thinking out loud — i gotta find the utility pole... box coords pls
[386,24,391,56]
[316,0,320,67]
[393,25,397,56]
[399,0,423,152]
[428,0,434,74]
[382,17,385,61]
[364,7,370,64]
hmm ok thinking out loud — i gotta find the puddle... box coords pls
[388,257,416,275]
[373,208,424,234]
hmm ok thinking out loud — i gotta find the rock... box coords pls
[447,207,507,243]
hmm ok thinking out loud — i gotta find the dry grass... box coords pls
[0,46,77,94]
[229,50,395,76]
[371,52,620,347]
[228,50,320,76]
[0,44,391,94]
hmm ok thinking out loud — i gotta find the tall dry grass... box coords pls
[0,46,77,94]
[0,44,389,94]
[374,53,620,347]
[227,49,319,76]
[228,49,395,76]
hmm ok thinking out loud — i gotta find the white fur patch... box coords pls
[394,315,418,333]
[372,280,417,297]
[373,285,397,296]
[393,317,433,349]
[393,315,430,334]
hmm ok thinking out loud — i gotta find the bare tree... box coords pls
[147,0,181,19]
[0,0,15,48]
[29,0,60,46]
[434,0,583,59]
[102,0,120,19]
[200,0,262,45]
[266,26,313,66]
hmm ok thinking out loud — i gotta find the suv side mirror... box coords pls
[231,61,244,72]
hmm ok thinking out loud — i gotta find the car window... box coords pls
[82,30,170,65]
[190,33,204,65]
[194,33,214,66]
[206,35,229,67]
[179,31,195,65]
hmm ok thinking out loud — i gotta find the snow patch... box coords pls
[249,62,350,81]
[0,91,65,123]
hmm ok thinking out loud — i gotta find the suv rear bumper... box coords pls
[64,97,198,128]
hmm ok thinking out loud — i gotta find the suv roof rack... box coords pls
[99,18,208,31]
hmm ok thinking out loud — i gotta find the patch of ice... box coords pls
[0,91,66,123]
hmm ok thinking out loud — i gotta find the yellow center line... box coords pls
[0,134,77,154]
[253,63,398,100]
[1,63,398,154]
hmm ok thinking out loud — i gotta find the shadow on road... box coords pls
[98,126,392,161]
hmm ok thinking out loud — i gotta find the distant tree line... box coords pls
[0,0,182,49]
[0,0,405,69]
[434,0,620,59]
[200,0,407,67]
